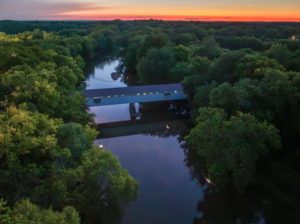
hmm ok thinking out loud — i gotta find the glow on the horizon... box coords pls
[0,0,299,22]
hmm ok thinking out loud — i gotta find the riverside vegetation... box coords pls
[0,21,300,223]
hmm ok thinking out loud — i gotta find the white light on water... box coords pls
[204,177,212,184]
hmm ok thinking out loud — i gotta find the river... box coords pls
[85,58,274,224]
[86,58,205,223]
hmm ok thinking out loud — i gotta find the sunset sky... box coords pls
[0,0,299,22]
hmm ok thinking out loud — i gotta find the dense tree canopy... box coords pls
[0,20,299,223]
[0,24,138,223]
[137,47,175,84]
[0,199,80,224]
[185,108,281,190]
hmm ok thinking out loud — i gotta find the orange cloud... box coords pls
[53,2,300,22]
[54,14,300,22]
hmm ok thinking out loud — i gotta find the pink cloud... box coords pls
[0,0,112,20]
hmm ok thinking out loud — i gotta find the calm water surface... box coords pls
[85,58,279,224]
[86,58,205,223]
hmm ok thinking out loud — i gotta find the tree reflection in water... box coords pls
[183,138,300,224]
[94,100,299,224]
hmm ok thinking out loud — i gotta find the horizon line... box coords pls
[1,14,300,23]
[1,19,300,23]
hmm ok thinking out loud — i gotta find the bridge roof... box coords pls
[85,83,184,98]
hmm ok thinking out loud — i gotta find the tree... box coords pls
[232,78,262,113]
[55,66,78,91]
[31,29,44,40]
[217,36,267,51]
[137,47,175,84]
[0,107,62,164]
[182,75,206,97]
[185,108,281,190]
[124,35,146,71]
[170,62,191,82]
[137,33,168,59]
[0,65,60,115]
[193,36,221,59]
[192,81,218,109]
[55,92,91,124]
[209,83,238,114]
[0,107,66,203]
[172,45,190,62]
[0,26,139,222]
[267,43,292,68]
[208,51,245,83]
[0,199,80,224]
[174,33,198,45]
[188,56,211,76]
[258,69,298,122]
[56,123,97,163]
[237,54,284,79]
[289,50,300,71]
[46,147,138,213]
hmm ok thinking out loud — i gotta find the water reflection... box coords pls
[99,134,205,224]
[86,58,285,224]
[86,58,127,90]
[83,201,124,224]
[183,137,300,224]
[86,58,204,224]
[97,103,189,139]
[191,185,266,224]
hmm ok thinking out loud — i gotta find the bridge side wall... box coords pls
[86,92,187,107]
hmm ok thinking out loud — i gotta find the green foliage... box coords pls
[172,45,190,62]
[1,20,300,219]
[0,107,62,163]
[123,32,169,71]
[237,54,285,79]
[1,65,60,115]
[0,26,137,222]
[188,56,211,76]
[78,147,138,204]
[0,199,80,224]
[208,50,245,83]
[192,81,217,109]
[209,82,238,114]
[259,69,298,120]
[267,43,292,68]
[56,123,97,163]
[170,62,191,82]
[174,33,198,45]
[45,147,138,211]
[182,75,206,97]
[137,47,175,84]
[289,50,300,71]
[137,33,168,59]
[216,36,268,51]
[193,36,221,59]
[185,108,281,190]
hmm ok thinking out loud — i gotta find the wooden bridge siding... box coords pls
[86,91,187,107]
[84,83,184,98]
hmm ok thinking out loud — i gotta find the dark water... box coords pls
[86,58,205,223]
[86,58,289,224]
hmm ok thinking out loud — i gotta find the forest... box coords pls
[0,20,300,223]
